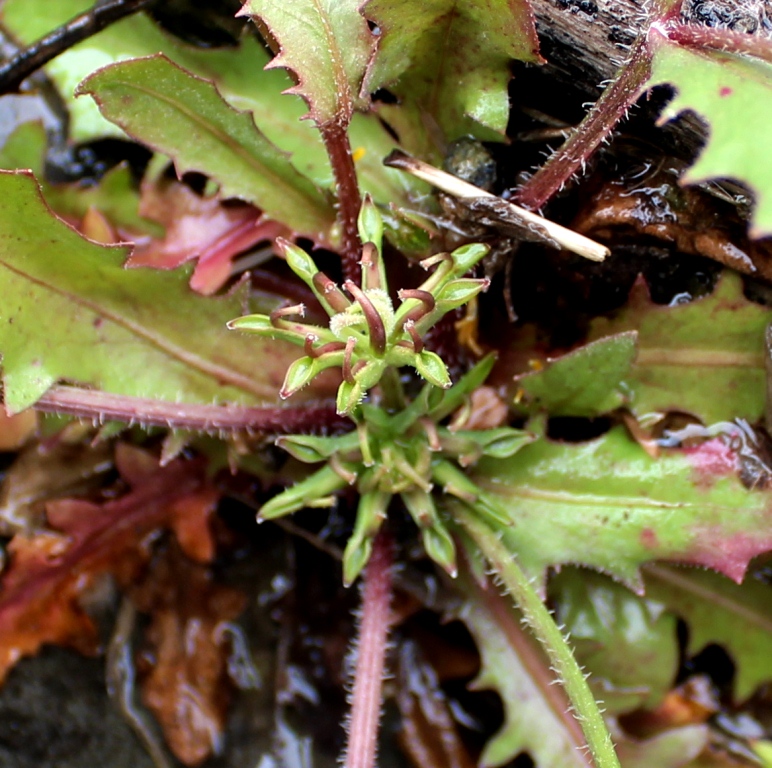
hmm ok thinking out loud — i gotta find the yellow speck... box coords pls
[455,297,484,357]
[352,147,366,162]
[528,358,544,371]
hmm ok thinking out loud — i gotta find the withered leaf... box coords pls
[133,544,247,766]
[0,447,217,683]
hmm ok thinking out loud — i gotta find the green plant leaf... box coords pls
[613,725,708,768]
[452,568,589,768]
[551,567,678,715]
[587,272,772,423]
[514,332,637,417]
[647,32,772,236]
[238,0,375,126]
[0,171,299,413]
[363,0,540,148]
[78,55,335,243]
[1,0,425,234]
[0,122,161,238]
[474,426,772,589]
[643,563,772,701]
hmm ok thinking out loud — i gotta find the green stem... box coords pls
[379,366,406,412]
[454,506,621,768]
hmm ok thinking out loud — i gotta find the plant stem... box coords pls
[320,121,362,286]
[30,384,351,434]
[379,367,406,412]
[664,22,772,65]
[514,34,653,211]
[454,507,621,768]
[0,0,157,93]
[344,528,394,768]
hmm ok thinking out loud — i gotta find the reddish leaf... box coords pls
[0,447,217,683]
[129,178,291,295]
[133,545,247,766]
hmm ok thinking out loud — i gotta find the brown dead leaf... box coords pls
[129,177,290,294]
[133,544,246,766]
[0,448,216,684]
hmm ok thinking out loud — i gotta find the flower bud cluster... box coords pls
[228,199,491,415]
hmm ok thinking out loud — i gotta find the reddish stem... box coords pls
[344,529,394,768]
[515,35,653,211]
[31,385,351,434]
[320,121,362,285]
[665,22,772,65]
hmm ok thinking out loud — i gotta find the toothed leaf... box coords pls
[78,55,334,242]
[239,0,375,125]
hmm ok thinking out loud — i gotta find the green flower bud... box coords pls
[259,464,347,520]
[413,350,452,389]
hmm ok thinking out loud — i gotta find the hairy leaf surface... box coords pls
[0,171,293,413]
[474,426,772,588]
[648,32,772,236]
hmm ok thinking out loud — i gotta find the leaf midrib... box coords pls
[0,256,274,400]
[89,71,331,224]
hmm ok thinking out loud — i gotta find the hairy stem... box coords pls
[344,529,394,768]
[515,34,653,211]
[320,121,362,285]
[0,0,157,93]
[455,507,621,768]
[664,22,772,65]
[30,385,351,434]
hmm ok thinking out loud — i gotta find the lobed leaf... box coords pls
[587,272,772,423]
[643,563,772,701]
[551,567,679,715]
[0,448,216,684]
[647,32,772,236]
[0,171,303,413]
[452,568,588,768]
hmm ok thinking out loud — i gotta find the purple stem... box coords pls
[515,35,654,211]
[343,529,394,768]
[665,22,772,65]
[319,121,362,285]
[31,385,350,434]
